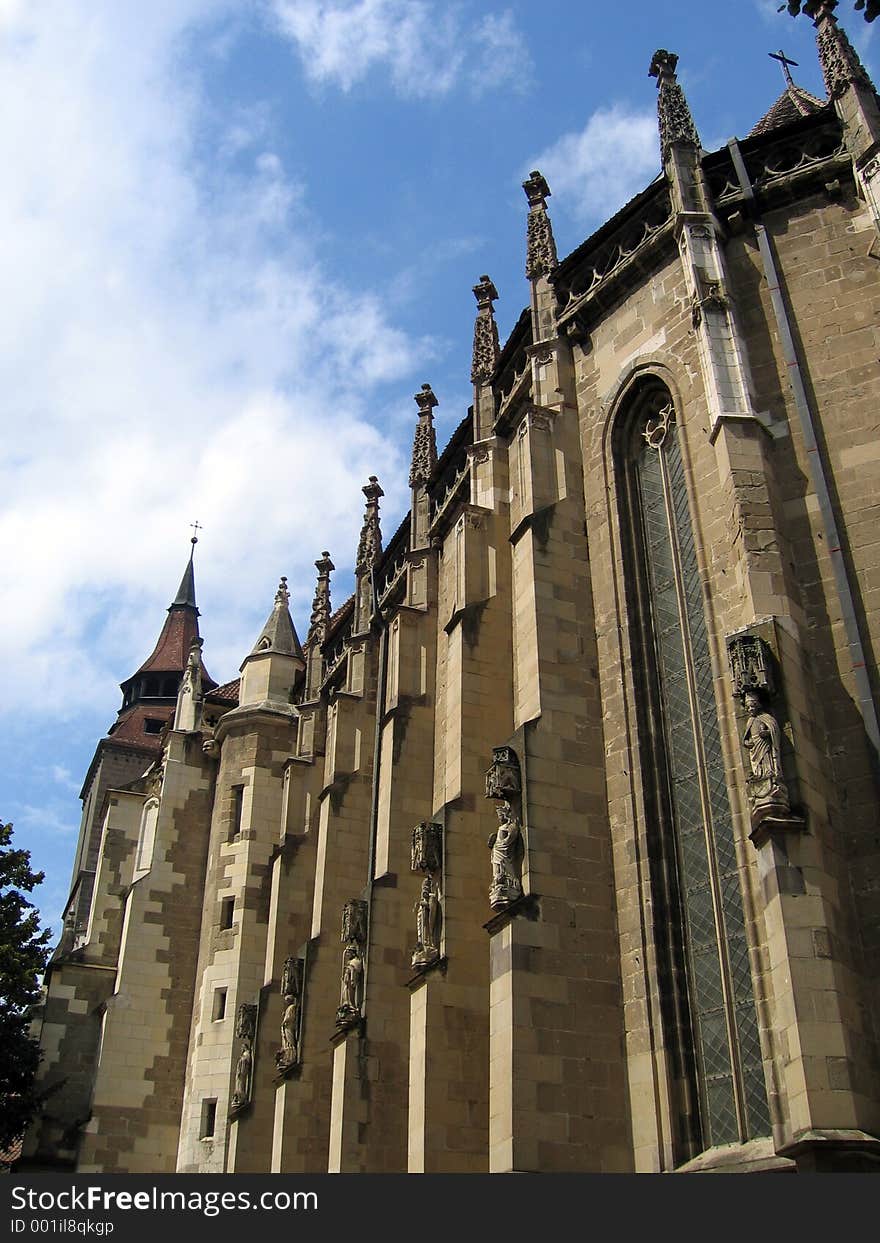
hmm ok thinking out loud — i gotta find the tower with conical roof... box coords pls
[61,539,214,953]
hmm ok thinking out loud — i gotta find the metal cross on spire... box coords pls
[770,49,800,86]
[189,519,203,545]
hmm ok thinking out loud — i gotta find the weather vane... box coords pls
[769,49,799,87]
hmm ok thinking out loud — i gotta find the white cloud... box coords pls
[529,105,659,225]
[268,0,531,96]
[0,1,433,716]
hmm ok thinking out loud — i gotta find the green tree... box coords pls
[0,820,52,1152]
[781,1,879,19]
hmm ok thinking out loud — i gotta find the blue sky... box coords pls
[2,0,876,938]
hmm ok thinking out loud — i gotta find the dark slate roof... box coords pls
[749,84,827,137]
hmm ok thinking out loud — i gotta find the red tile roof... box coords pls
[134,607,201,677]
[208,678,240,705]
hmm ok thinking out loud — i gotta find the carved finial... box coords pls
[523,171,558,281]
[308,552,334,645]
[471,275,500,384]
[807,0,875,98]
[649,49,700,160]
[356,476,383,573]
[409,385,438,488]
[275,575,290,606]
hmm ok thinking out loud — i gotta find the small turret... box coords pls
[238,577,305,708]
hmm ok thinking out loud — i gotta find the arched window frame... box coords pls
[611,375,770,1160]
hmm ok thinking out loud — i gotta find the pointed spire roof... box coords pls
[130,539,214,684]
[246,577,304,662]
[171,537,198,608]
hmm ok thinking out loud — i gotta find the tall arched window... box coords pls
[616,380,770,1157]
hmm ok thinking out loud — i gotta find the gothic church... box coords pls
[24,3,880,1173]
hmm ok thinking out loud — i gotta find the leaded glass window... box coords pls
[619,383,770,1156]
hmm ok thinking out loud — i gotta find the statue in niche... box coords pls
[230,1003,257,1114]
[742,691,790,814]
[488,801,523,909]
[336,944,364,1025]
[275,956,302,1072]
[411,877,441,970]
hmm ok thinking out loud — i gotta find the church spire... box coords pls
[171,536,199,610]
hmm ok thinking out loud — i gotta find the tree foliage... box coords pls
[0,819,52,1153]
[781,1,879,20]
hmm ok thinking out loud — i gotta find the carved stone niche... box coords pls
[727,631,804,848]
[335,900,367,1028]
[411,822,442,874]
[229,1002,258,1118]
[485,746,522,801]
[484,745,524,910]
[728,633,775,699]
[410,822,443,973]
[275,956,304,1076]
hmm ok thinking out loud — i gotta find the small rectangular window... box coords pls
[144,718,164,735]
[200,1099,217,1139]
[212,988,227,1021]
[229,785,244,842]
[219,897,235,931]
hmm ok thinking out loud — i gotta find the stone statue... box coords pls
[201,736,220,759]
[275,956,302,1072]
[411,877,441,970]
[488,801,523,909]
[229,1002,257,1113]
[742,691,790,813]
[336,944,364,1024]
[230,1041,253,1111]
